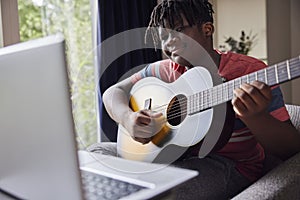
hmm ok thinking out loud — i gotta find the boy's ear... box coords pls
[202,22,214,37]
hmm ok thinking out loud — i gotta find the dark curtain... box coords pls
[97,0,162,142]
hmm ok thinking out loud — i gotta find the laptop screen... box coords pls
[0,34,84,200]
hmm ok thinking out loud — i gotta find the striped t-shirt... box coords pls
[130,51,290,182]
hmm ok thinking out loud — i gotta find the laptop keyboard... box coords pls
[81,170,147,200]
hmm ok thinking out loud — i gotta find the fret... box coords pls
[196,93,199,112]
[242,75,248,84]
[255,71,258,81]
[213,86,218,106]
[203,90,207,109]
[210,89,213,107]
[266,66,276,85]
[248,72,255,83]
[258,70,265,82]
[291,56,300,79]
[209,89,212,107]
[229,80,234,100]
[227,82,230,101]
[192,95,195,114]
[202,90,205,110]
[246,74,249,83]
[277,62,288,83]
[234,78,239,90]
[190,94,193,114]
[213,86,220,106]
[202,91,205,110]
[264,68,268,84]
[275,64,279,84]
[218,85,222,105]
[206,89,209,108]
[216,86,220,106]
[226,82,231,101]
[197,93,200,112]
[198,93,200,111]
[220,84,224,103]
[223,82,228,102]
[187,96,192,114]
[195,93,198,112]
[287,60,291,80]
[195,94,197,113]
[194,93,197,112]
[232,78,235,89]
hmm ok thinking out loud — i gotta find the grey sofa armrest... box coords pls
[233,104,300,200]
[286,104,300,130]
[232,152,300,200]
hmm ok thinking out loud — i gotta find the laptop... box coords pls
[0,34,198,200]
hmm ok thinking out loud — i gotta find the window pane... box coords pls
[18,0,97,149]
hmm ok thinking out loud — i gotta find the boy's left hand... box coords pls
[231,80,272,120]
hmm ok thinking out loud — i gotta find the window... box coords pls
[1,0,97,148]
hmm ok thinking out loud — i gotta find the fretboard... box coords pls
[188,56,300,115]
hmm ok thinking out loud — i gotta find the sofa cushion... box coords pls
[233,104,300,199]
[286,104,300,131]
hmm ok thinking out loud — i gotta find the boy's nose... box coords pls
[165,33,178,47]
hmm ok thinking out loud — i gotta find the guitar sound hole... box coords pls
[167,94,187,126]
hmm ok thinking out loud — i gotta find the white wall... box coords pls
[290,0,300,105]
[213,0,300,105]
[0,1,3,47]
[213,0,267,61]
[266,0,300,105]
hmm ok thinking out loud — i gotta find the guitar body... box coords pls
[117,67,230,163]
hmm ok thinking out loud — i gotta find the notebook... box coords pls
[0,34,198,200]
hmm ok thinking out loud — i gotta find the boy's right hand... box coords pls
[125,110,166,144]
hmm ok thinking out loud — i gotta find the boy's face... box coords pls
[158,16,211,67]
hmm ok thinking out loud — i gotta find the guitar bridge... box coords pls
[144,98,152,110]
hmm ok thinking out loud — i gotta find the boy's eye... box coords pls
[175,26,184,32]
[160,34,168,40]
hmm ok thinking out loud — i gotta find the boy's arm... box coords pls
[102,77,165,144]
[102,77,134,126]
[232,81,300,160]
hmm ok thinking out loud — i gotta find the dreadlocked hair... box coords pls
[145,0,214,49]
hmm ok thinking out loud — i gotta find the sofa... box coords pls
[233,104,300,200]
[88,104,300,199]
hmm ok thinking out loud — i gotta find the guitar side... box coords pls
[117,67,226,163]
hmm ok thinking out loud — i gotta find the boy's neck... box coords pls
[210,49,221,68]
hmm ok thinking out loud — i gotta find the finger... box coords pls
[133,136,152,144]
[231,95,247,116]
[134,125,155,138]
[234,85,256,108]
[251,81,272,102]
[150,112,163,118]
[136,112,151,125]
[142,109,163,118]
[240,82,269,107]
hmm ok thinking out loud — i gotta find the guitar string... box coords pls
[146,58,300,121]
[166,59,300,120]
[149,58,300,113]
[165,60,300,120]
[138,58,300,121]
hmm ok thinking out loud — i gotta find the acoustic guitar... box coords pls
[117,56,300,163]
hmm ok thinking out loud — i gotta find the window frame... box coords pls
[0,0,20,47]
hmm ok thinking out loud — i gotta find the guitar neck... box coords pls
[188,56,300,115]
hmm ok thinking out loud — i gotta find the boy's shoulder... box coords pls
[219,51,267,80]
